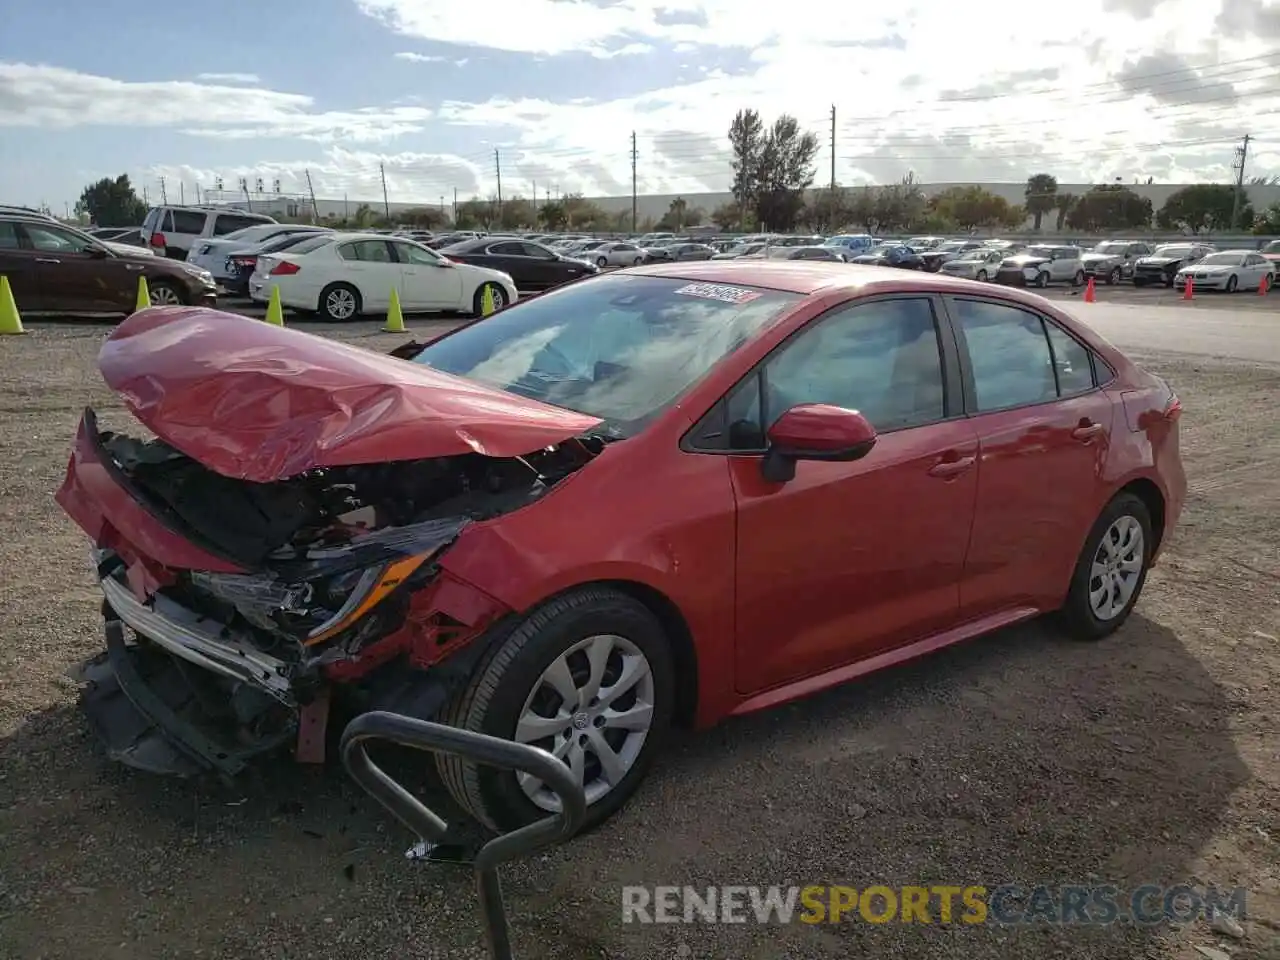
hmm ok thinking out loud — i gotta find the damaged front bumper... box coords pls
[74,567,303,778]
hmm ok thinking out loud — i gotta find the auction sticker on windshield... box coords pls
[673,282,763,305]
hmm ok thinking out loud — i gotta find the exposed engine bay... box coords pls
[98,428,602,666]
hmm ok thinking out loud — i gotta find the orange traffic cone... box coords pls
[1260,274,1271,296]
[1183,276,1194,300]
[1083,277,1096,303]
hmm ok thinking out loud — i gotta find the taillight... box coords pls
[269,261,300,276]
[231,256,257,267]
[150,232,166,248]
[1163,393,1182,422]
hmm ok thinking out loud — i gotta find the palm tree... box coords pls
[1053,193,1077,232]
[1025,173,1058,232]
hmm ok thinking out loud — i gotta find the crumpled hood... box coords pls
[98,306,604,483]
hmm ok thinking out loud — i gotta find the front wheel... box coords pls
[319,282,361,321]
[147,281,184,307]
[1226,274,1239,293]
[632,257,644,266]
[1073,270,1086,287]
[1107,267,1121,285]
[437,587,675,833]
[1035,271,1050,288]
[471,281,508,316]
[596,256,608,268]
[976,269,988,282]
[1057,492,1153,641]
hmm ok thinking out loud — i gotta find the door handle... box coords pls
[35,257,60,264]
[1072,422,1105,442]
[928,455,975,478]
[125,264,145,272]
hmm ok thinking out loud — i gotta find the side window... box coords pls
[212,214,263,236]
[952,299,1057,412]
[347,240,392,262]
[1043,322,1095,396]
[393,241,440,266]
[616,243,636,252]
[727,298,946,446]
[520,242,554,259]
[0,221,20,249]
[24,224,93,253]
[170,210,207,234]
[488,242,524,256]
[160,211,175,232]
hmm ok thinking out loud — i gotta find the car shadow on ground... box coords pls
[0,612,1250,960]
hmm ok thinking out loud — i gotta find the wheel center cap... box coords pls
[572,712,590,730]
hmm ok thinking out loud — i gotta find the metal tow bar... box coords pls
[340,711,587,960]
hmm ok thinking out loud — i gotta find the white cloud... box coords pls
[394,52,448,62]
[0,62,431,142]
[194,72,260,83]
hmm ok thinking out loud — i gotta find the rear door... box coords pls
[335,239,399,311]
[20,221,134,313]
[389,240,462,309]
[944,295,1116,617]
[482,241,530,285]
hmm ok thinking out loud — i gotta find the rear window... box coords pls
[286,234,336,255]
[412,273,801,438]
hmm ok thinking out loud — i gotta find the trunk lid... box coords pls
[97,306,604,483]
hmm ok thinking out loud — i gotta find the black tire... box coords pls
[632,257,643,266]
[1226,274,1238,293]
[1035,271,1050,288]
[976,269,988,282]
[1057,492,1154,641]
[437,586,675,833]
[1107,266,1121,285]
[1072,270,1086,287]
[146,281,185,308]
[596,256,608,268]
[318,282,361,322]
[471,282,507,317]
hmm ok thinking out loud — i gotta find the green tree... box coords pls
[805,187,851,232]
[400,206,449,229]
[754,114,820,230]
[454,198,490,229]
[1252,202,1280,234]
[539,201,567,230]
[1054,192,1076,231]
[1024,173,1057,232]
[1065,185,1152,231]
[657,196,688,231]
[928,186,1012,231]
[74,174,148,227]
[1156,184,1251,234]
[711,201,750,231]
[560,193,608,229]
[498,196,537,230]
[728,109,765,217]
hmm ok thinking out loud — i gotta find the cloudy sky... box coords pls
[2,0,1279,210]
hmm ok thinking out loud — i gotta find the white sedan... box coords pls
[938,248,1005,281]
[1174,250,1275,293]
[248,232,519,321]
[568,240,647,268]
[187,224,329,282]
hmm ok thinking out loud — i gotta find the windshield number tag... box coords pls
[673,282,762,305]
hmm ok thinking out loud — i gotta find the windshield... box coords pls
[936,241,967,252]
[221,227,263,242]
[578,240,605,250]
[1093,243,1128,254]
[1261,240,1280,253]
[1025,246,1053,258]
[1154,245,1194,257]
[1199,253,1243,266]
[411,274,800,438]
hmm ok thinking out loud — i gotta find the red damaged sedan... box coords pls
[56,261,1185,832]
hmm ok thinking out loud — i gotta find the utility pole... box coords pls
[179,182,185,205]
[143,185,149,205]
[195,183,202,205]
[494,148,503,223]
[631,131,638,234]
[159,177,167,204]
[452,187,457,224]
[305,169,320,223]
[1231,134,1251,231]
[829,105,837,190]
[379,162,390,220]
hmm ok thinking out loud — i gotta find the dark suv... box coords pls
[0,213,216,317]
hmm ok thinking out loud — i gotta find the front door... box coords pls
[730,296,980,694]
[335,239,401,312]
[0,220,49,312]
[19,221,125,313]
[390,240,462,310]
[944,296,1117,617]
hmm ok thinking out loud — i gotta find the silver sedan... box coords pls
[569,241,647,268]
[1174,250,1275,293]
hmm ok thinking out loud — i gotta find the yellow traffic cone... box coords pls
[265,286,284,326]
[0,276,26,335]
[383,288,406,332]
[481,283,497,316]
[135,276,150,312]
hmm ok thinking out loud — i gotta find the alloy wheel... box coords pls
[1088,515,1145,621]
[149,285,181,306]
[513,634,656,812]
[326,288,357,320]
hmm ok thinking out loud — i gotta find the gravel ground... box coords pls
[0,317,1277,960]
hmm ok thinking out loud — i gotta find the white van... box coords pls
[141,205,278,259]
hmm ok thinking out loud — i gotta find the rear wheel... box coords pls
[1035,271,1050,288]
[1058,492,1153,641]
[147,281,184,307]
[319,282,361,321]
[1073,270,1086,286]
[632,257,644,266]
[1107,266,1122,285]
[437,587,675,833]
[976,269,988,282]
[1226,274,1239,293]
[596,256,608,268]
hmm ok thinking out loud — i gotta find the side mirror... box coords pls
[761,404,878,483]
[87,245,109,258]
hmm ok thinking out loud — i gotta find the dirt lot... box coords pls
[1,318,1277,960]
